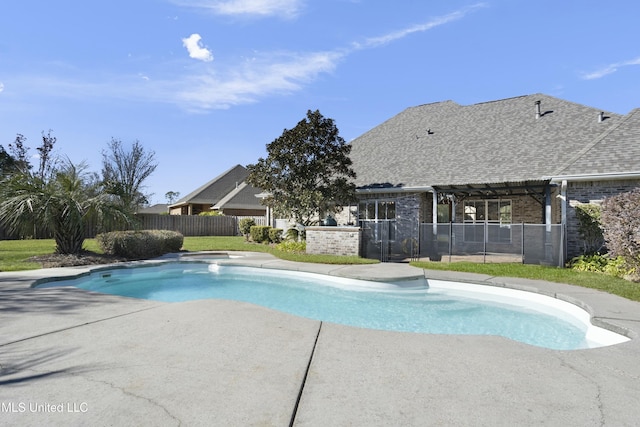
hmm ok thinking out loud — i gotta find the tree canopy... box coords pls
[102,138,158,213]
[0,132,155,254]
[246,110,356,225]
[0,145,17,177]
[0,155,130,255]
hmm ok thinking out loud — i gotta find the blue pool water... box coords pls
[37,262,613,350]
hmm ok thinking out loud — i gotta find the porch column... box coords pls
[560,180,567,265]
[545,186,551,232]
[545,185,552,262]
[432,189,438,236]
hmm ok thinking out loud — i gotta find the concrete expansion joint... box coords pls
[0,305,163,348]
[289,320,323,427]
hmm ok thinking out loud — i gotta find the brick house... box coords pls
[347,94,640,263]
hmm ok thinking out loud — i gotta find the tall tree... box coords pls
[246,110,356,225]
[0,145,18,177]
[165,191,180,204]
[8,133,31,174]
[0,159,130,254]
[35,130,58,181]
[102,138,158,213]
[7,131,58,178]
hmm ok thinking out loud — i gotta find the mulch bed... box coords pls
[28,252,130,268]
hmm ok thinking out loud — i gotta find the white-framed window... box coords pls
[463,200,512,243]
[358,200,396,221]
[358,199,397,240]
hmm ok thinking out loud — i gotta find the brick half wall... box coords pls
[306,227,361,256]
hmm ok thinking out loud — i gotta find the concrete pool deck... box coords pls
[1,252,639,426]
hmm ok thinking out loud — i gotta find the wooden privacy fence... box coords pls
[136,214,239,236]
[0,215,268,239]
[128,214,266,237]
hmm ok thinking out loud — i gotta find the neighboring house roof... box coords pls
[169,164,249,208]
[212,181,266,211]
[137,203,169,214]
[350,94,633,189]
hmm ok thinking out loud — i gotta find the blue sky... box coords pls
[1,0,639,205]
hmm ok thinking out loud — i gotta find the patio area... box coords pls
[1,252,639,426]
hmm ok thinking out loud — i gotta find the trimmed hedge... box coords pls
[249,225,283,244]
[269,228,283,244]
[250,225,271,243]
[96,230,184,259]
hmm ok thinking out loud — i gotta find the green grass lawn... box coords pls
[0,236,377,272]
[1,237,638,302]
[410,260,640,302]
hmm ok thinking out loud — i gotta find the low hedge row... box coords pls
[249,225,283,244]
[96,230,184,259]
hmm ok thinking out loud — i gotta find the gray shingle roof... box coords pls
[170,164,249,207]
[554,108,640,176]
[212,181,265,211]
[349,94,630,188]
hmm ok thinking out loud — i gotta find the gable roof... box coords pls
[349,94,631,189]
[212,181,266,211]
[170,164,249,207]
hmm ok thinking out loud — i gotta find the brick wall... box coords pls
[566,179,640,258]
[306,227,361,256]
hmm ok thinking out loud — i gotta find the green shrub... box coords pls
[275,240,306,253]
[96,230,184,259]
[239,218,256,240]
[198,211,223,216]
[155,229,184,253]
[285,225,306,241]
[574,203,604,254]
[568,253,632,278]
[568,253,608,273]
[269,228,283,244]
[603,256,635,278]
[250,225,271,243]
[285,227,299,241]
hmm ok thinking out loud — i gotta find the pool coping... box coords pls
[16,250,640,341]
[176,251,640,340]
[2,251,640,425]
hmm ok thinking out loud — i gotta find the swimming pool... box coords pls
[36,261,629,350]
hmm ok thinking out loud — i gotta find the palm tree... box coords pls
[0,159,131,254]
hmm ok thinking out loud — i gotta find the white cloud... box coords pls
[7,5,483,112]
[582,56,640,80]
[177,50,343,110]
[176,5,486,111]
[182,34,214,62]
[175,0,303,19]
[355,3,487,50]
[0,82,4,93]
